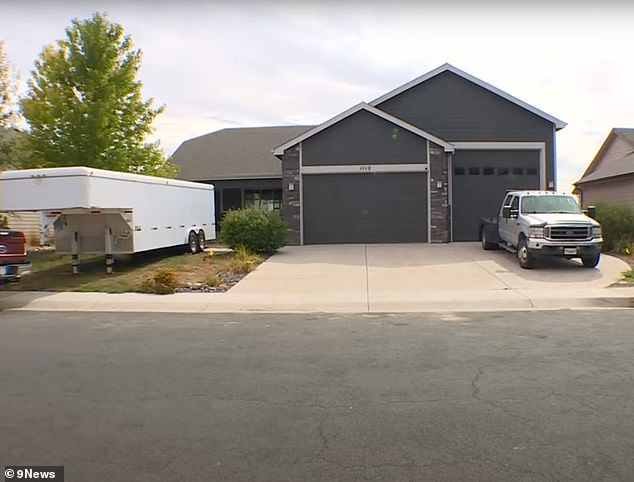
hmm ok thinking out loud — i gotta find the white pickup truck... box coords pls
[479,191,603,269]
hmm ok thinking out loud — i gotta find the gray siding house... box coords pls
[574,128,634,209]
[173,63,565,244]
[274,63,565,244]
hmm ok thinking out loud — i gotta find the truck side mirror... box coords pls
[587,206,596,219]
[502,207,510,218]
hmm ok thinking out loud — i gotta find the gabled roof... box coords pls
[272,102,454,156]
[575,128,634,185]
[370,63,567,130]
[172,125,314,181]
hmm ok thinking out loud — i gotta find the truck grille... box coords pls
[546,226,590,240]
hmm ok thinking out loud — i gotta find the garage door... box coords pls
[303,172,428,244]
[452,150,540,241]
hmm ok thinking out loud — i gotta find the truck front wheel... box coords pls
[582,253,600,268]
[517,238,535,269]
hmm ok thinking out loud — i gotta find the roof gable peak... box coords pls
[272,102,454,156]
[370,63,567,130]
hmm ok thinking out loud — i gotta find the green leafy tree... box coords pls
[0,41,25,170]
[0,41,21,129]
[20,12,177,177]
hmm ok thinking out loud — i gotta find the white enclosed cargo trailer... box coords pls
[0,167,215,273]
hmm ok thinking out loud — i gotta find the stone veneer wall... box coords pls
[282,141,450,245]
[429,142,450,243]
[281,145,301,245]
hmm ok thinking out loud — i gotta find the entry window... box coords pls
[244,189,282,212]
[469,167,480,175]
[497,167,509,175]
[454,167,465,176]
[512,167,524,175]
[222,188,242,213]
[483,167,494,175]
[526,167,538,176]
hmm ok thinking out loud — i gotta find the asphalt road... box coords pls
[1,310,633,482]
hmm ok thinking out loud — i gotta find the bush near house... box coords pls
[593,202,634,253]
[220,207,287,254]
[228,245,263,274]
[140,268,180,294]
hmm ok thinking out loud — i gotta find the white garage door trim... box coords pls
[301,164,429,174]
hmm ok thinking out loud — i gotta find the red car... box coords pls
[0,230,32,282]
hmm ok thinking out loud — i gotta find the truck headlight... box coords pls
[528,226,544,238]
[592,226,602,237]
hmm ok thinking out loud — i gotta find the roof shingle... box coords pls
[172,125,314,181]
[576,128,634,185]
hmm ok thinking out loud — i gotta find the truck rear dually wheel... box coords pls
[481,229,497,250]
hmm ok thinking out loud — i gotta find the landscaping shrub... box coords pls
[228,245,263,275]
[220,207,287,254]
[140,268,180,294]
[593,202,634,252]
[206,274,222,287]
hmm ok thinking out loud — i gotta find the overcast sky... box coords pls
[3,0,633,192]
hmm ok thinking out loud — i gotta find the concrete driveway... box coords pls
[226,243,632,311]
[1,243,631,313]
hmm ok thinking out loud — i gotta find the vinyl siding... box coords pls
[1,211,45,246]
[577,175,634,209]
[302,110,428,166]
[376,71,556,184]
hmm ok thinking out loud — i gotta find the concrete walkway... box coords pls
[0,243,632,313]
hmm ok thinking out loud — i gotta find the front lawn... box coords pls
[1,246,260,293]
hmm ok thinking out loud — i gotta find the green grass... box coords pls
[1,247,242,293]
[622,269,634,285]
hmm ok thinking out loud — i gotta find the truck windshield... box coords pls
[521,195,581,214]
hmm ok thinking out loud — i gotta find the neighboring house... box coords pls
[171,126,313,224]
[0,128,44,245]
[574,128,634,209]
[174,63,566,244]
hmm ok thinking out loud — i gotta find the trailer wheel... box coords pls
[188,231,199,254]
[197,230,206,252]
